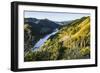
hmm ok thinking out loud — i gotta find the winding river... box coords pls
[32,29,58,51]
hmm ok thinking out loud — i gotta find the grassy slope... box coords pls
[24,16,90,61]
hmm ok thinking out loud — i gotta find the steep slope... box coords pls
[24,18,60,35]
[24,18,60,53]
[24,16,90,61]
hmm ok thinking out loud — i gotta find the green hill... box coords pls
[24,16,90,61]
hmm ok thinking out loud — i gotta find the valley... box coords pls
[24,16,90,61]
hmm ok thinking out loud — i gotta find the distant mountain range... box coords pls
[24,18,72,35]
[24,18,60,35]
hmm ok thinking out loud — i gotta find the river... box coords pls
[32,29,58,51]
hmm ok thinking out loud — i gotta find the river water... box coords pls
[32,29,58,51]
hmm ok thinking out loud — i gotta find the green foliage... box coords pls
[24,51,33,61]
[24,16,91,61]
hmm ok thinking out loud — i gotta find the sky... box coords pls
[24,11,90,22]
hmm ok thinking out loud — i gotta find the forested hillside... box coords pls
[24,16,90,61]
